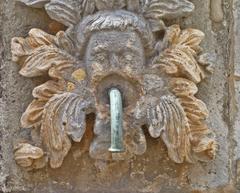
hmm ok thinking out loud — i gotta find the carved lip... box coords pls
[94,73,143,109]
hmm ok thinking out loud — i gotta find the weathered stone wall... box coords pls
[0,0,239,192]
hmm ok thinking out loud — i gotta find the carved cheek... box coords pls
[91,63,104,75]
[88,54,109,76]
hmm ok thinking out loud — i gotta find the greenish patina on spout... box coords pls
[108,88,124,152]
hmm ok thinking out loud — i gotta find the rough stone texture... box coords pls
[0,0,239,193]
[233,0,240,191]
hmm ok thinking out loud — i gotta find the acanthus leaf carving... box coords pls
[169,78,217,161]
[21,100,47,128]
[21,80,66,128]
[153,25,205,83]
[18,0,50,8]
[41,92,90,168]
[141,0,194,31]
[11,28,76,78]
[142,0,195,20]
[147,95,194,163]
[11,28,55,63]
[82,0,96,16]
[45,0,81,27]
[148,24,217,162]
[12,0,217,170]
[18,0,194,31]
[14,143,46,170]
[146,78,217,163]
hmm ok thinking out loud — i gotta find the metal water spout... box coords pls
[108,88,124,152]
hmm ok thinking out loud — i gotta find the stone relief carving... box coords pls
[12,0,217,170]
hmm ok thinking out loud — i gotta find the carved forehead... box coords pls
[87,31,143,52]
[77,10,154,55]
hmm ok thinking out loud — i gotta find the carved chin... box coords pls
[89,112,147,161]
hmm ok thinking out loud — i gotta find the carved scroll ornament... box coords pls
[12,0,217,170]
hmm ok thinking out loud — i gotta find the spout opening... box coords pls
[95,74,142,109]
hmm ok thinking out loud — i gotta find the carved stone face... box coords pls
[85,31,145,81]
[85,30,145,108]
[11,2,217,170]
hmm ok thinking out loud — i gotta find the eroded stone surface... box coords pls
[0,0,239,192]
[10,1,217,170]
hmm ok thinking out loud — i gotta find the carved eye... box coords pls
[95,53,108,63]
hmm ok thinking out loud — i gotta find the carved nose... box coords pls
[110,53,119,68]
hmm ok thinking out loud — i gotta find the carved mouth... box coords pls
[95,73,143,109]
